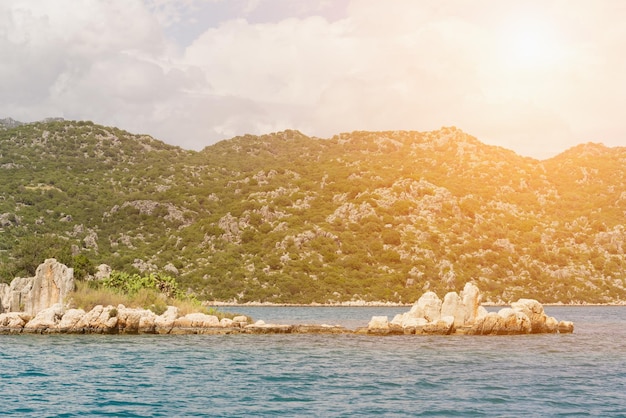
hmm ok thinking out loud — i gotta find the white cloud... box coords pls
[1,0,625,158]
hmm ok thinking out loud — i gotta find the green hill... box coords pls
[1,120,624,304]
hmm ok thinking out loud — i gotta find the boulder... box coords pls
[138,313,157,333]
[498,308,532,334]
[155,306,179,334]
[174,313,220,328]
[402,316,428,329]
[441,292,465,327]
[57,308,86,332]
[471,312,504,335]
[24,303,65,332]
[511,299,550,333]
[410,292,442,322]
[116,306,156,333]
[3,277,33,313]
[0,312,31,329]
[422,315,455,335]
[460,282,481,324]
[367,315,389,331]
[74,305,118,333]
[558,320,574,333]
[27,259,74,316]
[1,259,74,316]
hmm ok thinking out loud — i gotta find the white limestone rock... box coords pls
[24,303,65,331]
[367,315,389,330]
[0,312,31,328]
[411,291,442,322]
[460,282,481,324]
[155,306,179,333]
[57,308,86,332]
[441,291,465,327]
[175,313,220,328]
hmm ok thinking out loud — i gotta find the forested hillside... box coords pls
[1,119,625,303]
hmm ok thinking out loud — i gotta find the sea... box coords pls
[1,306,625,417]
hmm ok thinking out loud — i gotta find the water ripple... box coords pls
[0,307,625,416]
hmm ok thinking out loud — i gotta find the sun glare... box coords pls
[501,17,561,71]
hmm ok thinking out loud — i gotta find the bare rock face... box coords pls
[57,309,86,332]
[24,303,65,332]
[0,283,7,312]
[460,282,481,324]
[421,315,455,335]
[0,312,31,329]
[441,292,465,327]
[1,259,75,316]
[511,298,553,334]
[367,315,390,334]
[26,259,75,316]
[410,291,442,322]
[2,277,33,313]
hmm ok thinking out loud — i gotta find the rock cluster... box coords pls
[0,303,352,335]
[366,283,574,335]
[0,303,255,334]
[0,259,74,316]
[0,262,574,336]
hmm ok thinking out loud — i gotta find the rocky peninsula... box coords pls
[1,259,573,335]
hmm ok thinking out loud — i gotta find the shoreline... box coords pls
[206,301,626,308]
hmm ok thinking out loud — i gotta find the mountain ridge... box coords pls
[0,119,624,304]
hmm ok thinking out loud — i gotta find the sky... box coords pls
[1,0,625,159]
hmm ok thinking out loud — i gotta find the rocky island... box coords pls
[0,259,573,335]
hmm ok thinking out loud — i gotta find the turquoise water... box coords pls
[1,306,625,417]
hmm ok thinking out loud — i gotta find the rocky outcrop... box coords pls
[0,277,575,336]
[0,259,74,316]
[0,303,358,335]
[372,282,574,335]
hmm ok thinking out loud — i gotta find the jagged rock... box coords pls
[441,291,465,327]
[2,277,32,313]
[73,305,118,333]
[511,298,553,333]
[57,309,86,332]
[422,315,455,335]
[545,315,559,333]
[409,292,441,322]
[139,313,157,333]
[0,312,31,329]
[367,315,389,331]
[558,320,575,333]
[116,306,156,333]
[24,303,65,332]
[372,282,573,336]
[460,282,481,324]
[174,313,220,328]
[1,259,75,316]
[497,308,532,334]
[155,306,179,334]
